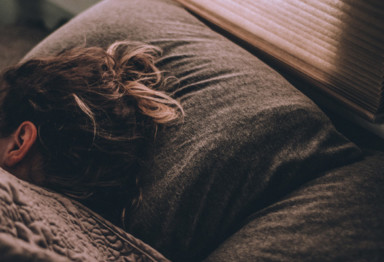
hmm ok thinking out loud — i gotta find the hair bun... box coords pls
[107,41,184,124]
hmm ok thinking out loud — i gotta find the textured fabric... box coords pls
[0,168,170,262]
[204,151,384,262]
[24,0,363,261]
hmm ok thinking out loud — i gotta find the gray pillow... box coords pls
[25,0,362,261]
[204,152,384,262]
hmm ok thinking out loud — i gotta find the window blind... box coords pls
[176,0,384,124]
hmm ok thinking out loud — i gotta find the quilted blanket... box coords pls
[0,168,169,262]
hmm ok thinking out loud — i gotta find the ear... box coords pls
[4,121,38,167]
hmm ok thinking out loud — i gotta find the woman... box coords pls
[0,41,183,224]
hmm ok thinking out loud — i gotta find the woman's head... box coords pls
[0,41,183,216]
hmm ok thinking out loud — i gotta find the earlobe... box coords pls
[4,121,38,167]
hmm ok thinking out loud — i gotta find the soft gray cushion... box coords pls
[24,0,362,261]
[0,168,169,262]
[204,151,384,262]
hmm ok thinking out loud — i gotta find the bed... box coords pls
[1,0,384,261]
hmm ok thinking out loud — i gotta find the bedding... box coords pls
[1,0,381,261]
[0,168,169,261]
[204,151,384,261]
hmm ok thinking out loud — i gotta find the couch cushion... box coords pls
[24,0,362,261]
[0,168,169,262]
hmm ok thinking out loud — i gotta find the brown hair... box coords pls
[0,41,183,222]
